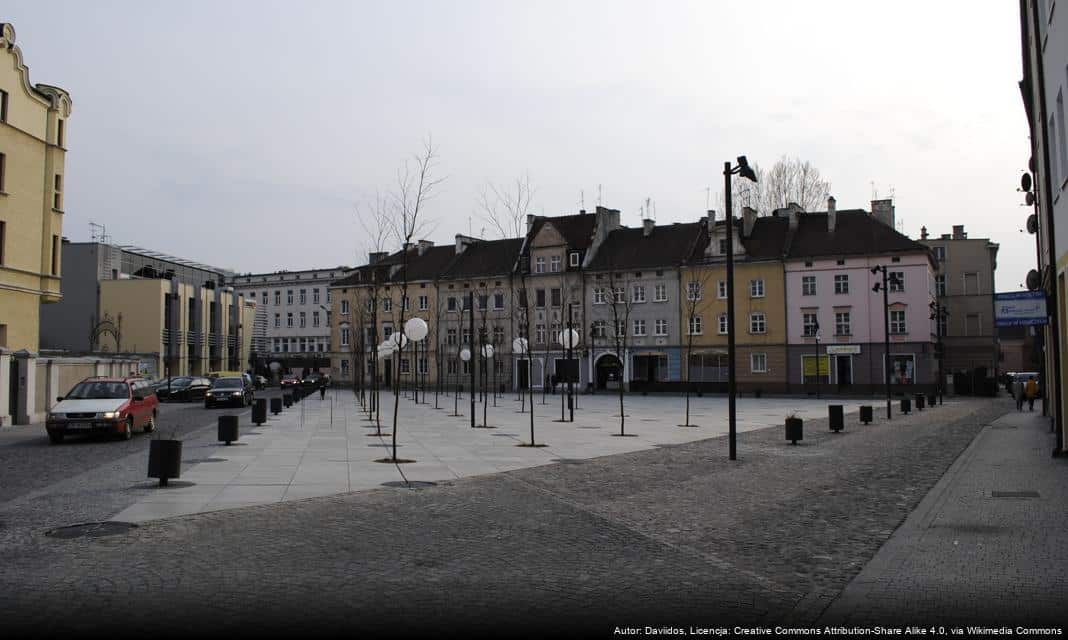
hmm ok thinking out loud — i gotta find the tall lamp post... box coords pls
[723,155,759,461]
[871,265,902,419]
[930,300,948,405]
[814,322,822,399]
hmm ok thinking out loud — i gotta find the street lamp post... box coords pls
[872,265,902,419]
[723,156,759,461]
[469,292,476,428]
[815,323,822,400]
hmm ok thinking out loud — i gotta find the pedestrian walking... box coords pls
[1025,375,1038,412]
[1013,377,1025,411]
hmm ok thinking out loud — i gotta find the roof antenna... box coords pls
[580,190,585,211]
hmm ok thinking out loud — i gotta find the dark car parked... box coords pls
[204,377,254,408]
[157,376,213,402]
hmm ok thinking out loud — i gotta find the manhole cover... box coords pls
[46,522,138,539]
[991,490,1040,498]
[380,481,437,489]
[184,458,228,464]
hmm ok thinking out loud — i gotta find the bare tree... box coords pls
[604,268,635,436]
[680,261,715,427]
[514,271,540,446]
[477,173,536,240]
[383,138,444,462]
[718,155,831,216]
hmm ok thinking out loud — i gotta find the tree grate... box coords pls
[46,522,138,540]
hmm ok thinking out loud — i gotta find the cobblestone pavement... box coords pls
[0,396,1009,635]
[820,408,1068,627]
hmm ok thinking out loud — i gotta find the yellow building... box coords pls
[680,213,789,393]
[0,23,71,352]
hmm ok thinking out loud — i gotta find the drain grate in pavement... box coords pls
[551,458,585,464]
[46,522,138,540]
[991,490,1040,498]
[381,481,437,489]
[184,458,228,464]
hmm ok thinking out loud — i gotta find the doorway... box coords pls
[8,358,18,423]
[835,355,853,389]
[596,354,622,389]
[517,359,530,390]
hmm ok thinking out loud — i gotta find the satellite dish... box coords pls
[1021,172,1033,192]
[1026,269,1041,291]
[1027,213,1038,234]
[1026,192,1036,206]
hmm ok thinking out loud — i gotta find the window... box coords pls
[402,296,410,311]
[687,281,702,301]
[592,320,607,338]
[57,119,65,147]
[418,357,428,375]
[835,311,851,336]
[633,319,646,336]
[493,293,504,309]
[654,283,667,302]
[493,326,504,344]
[935,275,947,297]
[299,289,307,305]
[274,291,281,305]
[0,220,5,265]
[461,327,471,344]
[963,272,980,295]
[382,298,392,312]
[536,289,546,308]
[383,325,393,339]
[717,281,727,299]
[569,252,580,267]
[802,276,816,296]
[312,311,320,328]
[550,288,562,307]
[717,314,728,335]
[341,360,350,377]
[400,359,410,374]
[655,319,668,336]
[53,174,62,210]
[749,279,765,298]
[613,287,625,303]
[749,312,766,334]
[447,296,457,312]
[261,291,268,306]
[535,257,545,273]
[803,312,819,337]
[834,274,849,294]
[475,294,487,311]
[632,285,646,303]
[550,255,561,272]
[0,89,7,123]
[287,290,294,305]
[51,235,59,275]
[299,312,306,328]
[446,328,457,345]
[593,288,606,304]
[938,313,948,338]
[750,353,767,373]
[614,320,626,337]
[313,288,320,304]
[890,309,907,334]
[340,299,350,315]
[418,295,428,311]
[326,290,332,304]
[536,324,546,343]
[934,246,946,262]
[0,152,6,192]
[689,316,703,335]
[287,313,294,328]
[719,238,728,254]
[889,271,904,292]
[299,337,307,352]
[447,359,457,375]
[274,313,280,328]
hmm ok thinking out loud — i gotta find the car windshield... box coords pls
[66,381,129,400]
[283,375,297,380]
[169,377,193,388]
[212,378,243,389]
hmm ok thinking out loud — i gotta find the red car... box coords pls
[45,377,159,444]
[280,374,300,389]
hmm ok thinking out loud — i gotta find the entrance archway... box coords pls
[595,353,623,390]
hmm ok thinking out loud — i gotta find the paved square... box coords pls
[113,389,866,522]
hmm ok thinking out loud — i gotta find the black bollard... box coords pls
[828,404,844,432]
[900,396,911,415]
[253,398,267,425]
[785,416,803,445]
[915,394,926,410]
[283,393,293,408]
[218,415,239,445]
[271,397,283,415]
[859,405,873,424]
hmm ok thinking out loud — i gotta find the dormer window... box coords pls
[569,252,580,267]
[719,238,728,254]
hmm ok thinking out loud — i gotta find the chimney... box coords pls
[826,196,837,233]
[417,239,433,256]
[742,206,757,238]
[707,209,716,232]
[642,219,655,237]
[368,251,387,265]
[455,234,477,255]
[920,226,928,240]
[952,224,966,239]
[871,199,895,229]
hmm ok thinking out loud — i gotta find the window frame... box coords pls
[749,279,765,298]
[750,352,767,373]
[834,274,849,295]
[801,275,816,296]
[749,312,766,334]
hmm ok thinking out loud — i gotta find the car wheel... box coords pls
[48,432,64,445]
[143,413,156,434]
[121,418,133,441]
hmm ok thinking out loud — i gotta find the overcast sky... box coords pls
[6,1,1034,290]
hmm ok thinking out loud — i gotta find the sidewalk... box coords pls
[819,407,1068,626]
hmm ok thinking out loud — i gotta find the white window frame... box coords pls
[569,252,580,267]
[633,319,646,336]
[418,295,428,311]
[340,299,350,315]
[632,285,646,303]
[340,328,350,347]
[687,281,702,301]
[834,274,849,295]
[717,314,728,335]
[802,275,816,296]
[802,312,818,337]
[750,352,767,373]
[890,309,907,335]
[749,279,765,298]
[749,312,766,334]
[688,316,703,335]
[550,255,562,272]
[535,257,546,273]
[593,288,606,304]
[717,280,727,299]
[299,312,306,328]
[654,318,668,336]
[835,311,851,336]
[613,287,625,304]
[654,283,667,302]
